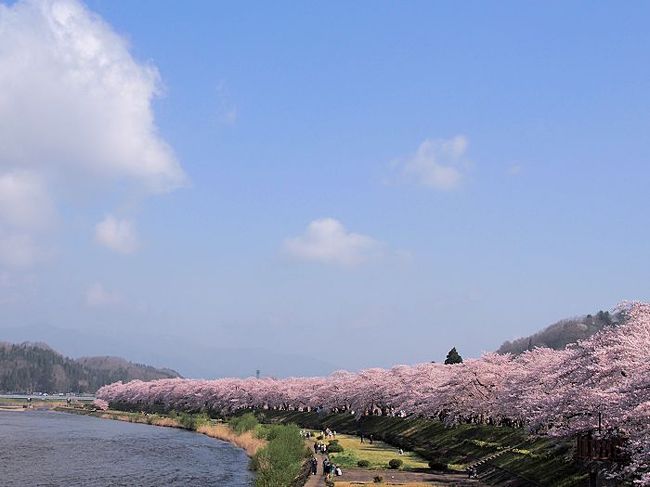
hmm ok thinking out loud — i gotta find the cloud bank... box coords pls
[0,0,185,266]
[284,218,382,266]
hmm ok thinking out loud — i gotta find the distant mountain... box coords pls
[0,324,338,379]
[76,356,181,385]
[496,309,623,355]
[0,341,181,394]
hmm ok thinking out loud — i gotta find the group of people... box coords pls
[322,458,342,478]
[308,456,343,477]
[322,427,336,438]
[313,441,328,454]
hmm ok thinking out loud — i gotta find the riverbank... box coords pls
[57,407,265,457]
[1,395,93,412]
[0,405,25,411]
[58,407,312,487]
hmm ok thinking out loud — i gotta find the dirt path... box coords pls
[304,452,326,487]
[337,467,486,486]
[302,462,487,486]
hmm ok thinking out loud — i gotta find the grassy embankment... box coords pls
[306,431,429,471]
[254,410,589,487]
[227,412,312,486]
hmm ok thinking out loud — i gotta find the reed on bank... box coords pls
[86,409,267,457]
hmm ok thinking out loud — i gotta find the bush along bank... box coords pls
[254,410,589,487]
[58,407,266,457]
[228,412,312,487]
[251,423,312,487]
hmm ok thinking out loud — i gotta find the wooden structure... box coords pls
[576,433,626,462]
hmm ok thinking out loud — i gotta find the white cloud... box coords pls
[0,0,186,268]
[85,282,121,307]
[0,171,55,230]
[398,135,469,190]
[95,215,139,254]
[284,218,382,266]
[0,0,185,191]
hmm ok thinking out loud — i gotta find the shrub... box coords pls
[357,459,371,467]
[428,460,447,471]
[178,412,197,430]
[316,435,324,440]
[388,458,403,469]
[327,440,344,453]
[373,476,383,483]
[325,481,335,487]
[254,424,305,487]
[230,412,259,435]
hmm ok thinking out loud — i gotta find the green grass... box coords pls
[230,412,259,434]
[256,410,589,486]
[252,424,310,487]
[312,433,429,470]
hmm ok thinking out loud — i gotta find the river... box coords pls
[0,410,254,486]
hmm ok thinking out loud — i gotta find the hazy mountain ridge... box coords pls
[0,341,181,394]
[497,309,623,355]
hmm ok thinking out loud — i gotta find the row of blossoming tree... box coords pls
[97,302,650,483]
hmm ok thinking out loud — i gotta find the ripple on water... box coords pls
[0,410,254,486]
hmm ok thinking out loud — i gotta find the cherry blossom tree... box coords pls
[96,302,650,484]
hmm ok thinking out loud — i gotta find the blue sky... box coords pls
[0,0,649,377]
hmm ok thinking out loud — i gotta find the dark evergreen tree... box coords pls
[0,342,180,393]
[444,347,463,365]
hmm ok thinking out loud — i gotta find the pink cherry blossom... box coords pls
[96,301,650,483]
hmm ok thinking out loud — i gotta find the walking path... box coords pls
[337,468,485,485]
[304,452,326,487]
[302,455,486,487]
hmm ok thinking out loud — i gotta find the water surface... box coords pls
[0,410,253,486]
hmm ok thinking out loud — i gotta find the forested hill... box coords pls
[0,341,181,394]
[497,309,622,355]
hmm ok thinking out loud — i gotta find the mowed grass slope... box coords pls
[258,411,589,486]
[311,432,429,470]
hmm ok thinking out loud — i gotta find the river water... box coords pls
[0,410,254,486]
